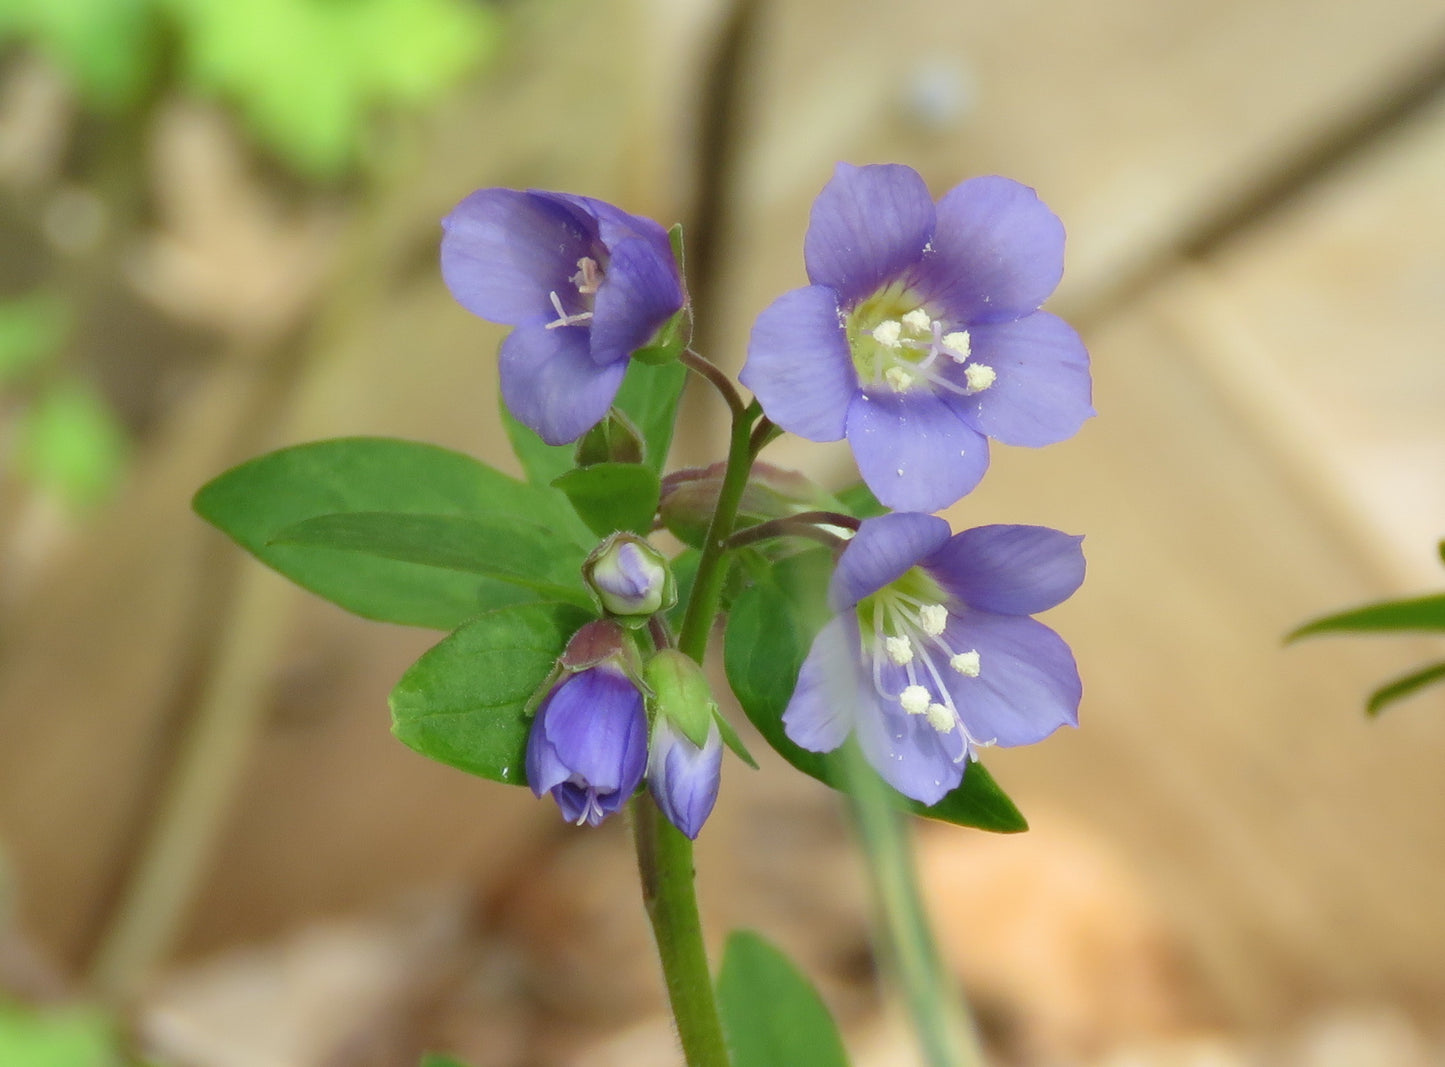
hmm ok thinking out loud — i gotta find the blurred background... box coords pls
[1,0,1444,1063]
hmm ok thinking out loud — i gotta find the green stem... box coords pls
[842,745,986,1067]
[632,371,760,1066]
[632,799,731,1066]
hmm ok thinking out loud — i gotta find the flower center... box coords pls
[844,281,995,397]
[858,566,993,762]
[545,256,603,330]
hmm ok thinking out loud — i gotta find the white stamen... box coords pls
[901,308,932,333]
[925,703,955,732]
[964,362,996,391]
[950,649,981,677]
[941,330,971,361]
[545,289,594,330]
[884,365,914,392]
[885,635,914,665]
[918,603,948,636]
[900,685,931,715]
[871,320,903,348]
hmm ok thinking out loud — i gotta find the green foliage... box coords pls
[162,0,498,178]
[0,1001,122,1067]
[723,551,1027,833]
[390,601,590,784]
[419,1057,471,1067]
[13,380,127,512]
[194,437,593,629]
[833,482,887,519]
[0,0,155,108]
[552,462,660,537]
[1289,594,1445,638]
[0,293,69,385]
[1366,661,1445,716]
[717,931,850,1067]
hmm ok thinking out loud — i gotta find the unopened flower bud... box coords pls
[584,533,674,617]
[658,462,838,549]
[647,716,722,839]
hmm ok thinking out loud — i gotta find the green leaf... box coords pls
[500,396,575,487]
[165,0,497,177]
[612,357,688,475]
[0,0,155,109]
[419,1054,471,1067]
[0,1000,121,1067]
[13,380,127,512]
[723,564,1027,833]
[1366,660,1445,717]
[270,512,590,606]
[194,437,593,630]
[390,601,590,783]
[551,462,660,537]
[833,482,887,519]
[0,292,68,385]
[1289,594,1445,639]
[717,931,850,1067]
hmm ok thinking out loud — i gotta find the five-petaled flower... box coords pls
[784,512,1084,805]
[442,189,684,445]
[526,661,649,827]
[741,163,1094,513]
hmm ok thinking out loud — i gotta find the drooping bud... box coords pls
[574,409,645,467]
[658,462,839,550]
[647,716,723,839]
[583,533,675,617]
[525,659,648,827]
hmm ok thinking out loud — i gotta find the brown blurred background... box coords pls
[1,0,1444,1064]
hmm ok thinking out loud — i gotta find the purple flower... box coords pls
[442,189,684,445]
[741,163,1093,513]
[784,512,1084,805]
[647,717,723,839]
[526,662,649,826]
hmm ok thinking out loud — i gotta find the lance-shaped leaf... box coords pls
[269,512,592,607]
[1289,594,1445,639]
[718,931,850,1067]
[1366,661,1445,717]
[390,601,591,783]
[551,462,661,537]
[194,437,592,629]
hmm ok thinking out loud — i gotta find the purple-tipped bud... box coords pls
[525,662,648,827]
[584,533,674,617]
[647,716,723,839]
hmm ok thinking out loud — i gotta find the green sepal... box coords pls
[389,601,592,785]
[717,931,850,1067]
[643,649,715,747]
[553,462,661,537]
[712,707,759,769]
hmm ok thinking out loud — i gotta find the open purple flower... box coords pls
[526,662,649,826]
[741,163,1093,512]
[784,512,1083,805]
[442,189,684,445]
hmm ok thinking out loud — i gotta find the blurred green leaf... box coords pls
[419,1056,471,1067]
[163,0,498,177]
[270,512,591,607]
[1289,594,1445,639]
[0,0,155,108]
[390,601,590,784]
[552,462,660,537]
[0,293,69,385]
[833,482,886,519]
[0,1001,121,1067]
[13,381,127,512]
[194,437,592,629]
[717,931,850,1067]
[1366,661,1445,717]
[722,554,1027,833]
